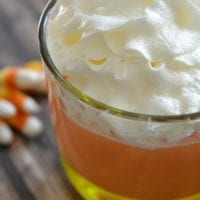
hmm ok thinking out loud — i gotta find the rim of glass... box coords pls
[39,0,200,122]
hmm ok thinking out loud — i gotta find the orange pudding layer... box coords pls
[49,92,200,200]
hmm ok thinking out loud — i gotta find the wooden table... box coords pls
[0,0,82,199]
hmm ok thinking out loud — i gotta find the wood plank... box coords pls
[23,0,48,18]
[0,27,23,66]
[0,149,35,200]
[0,0,42,63]
[0,0,47,65]
[8,138,69,200]
[0,163,20,200]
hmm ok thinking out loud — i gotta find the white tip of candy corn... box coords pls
[16,70,41,89]
[23,98,41,114]
[0,123,14,145]
[35,73,46,93]
[22,116,43,137]
[16,70,46,93]
[0,100,16,117]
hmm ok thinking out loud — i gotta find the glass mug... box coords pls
[39,1,200,199]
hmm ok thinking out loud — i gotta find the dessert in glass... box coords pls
[39,0,200,199]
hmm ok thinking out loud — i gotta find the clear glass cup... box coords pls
[39,1,200,200]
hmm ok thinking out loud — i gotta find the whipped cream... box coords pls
[47,0,200,115]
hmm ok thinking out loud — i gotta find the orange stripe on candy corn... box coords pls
[7,113,27,131]
[0,118,5,123]
[3,68,19,88]
[6,113,42,137]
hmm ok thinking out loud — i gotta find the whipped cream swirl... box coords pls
[47,0,200,115]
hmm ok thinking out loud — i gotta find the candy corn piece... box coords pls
[0,67,46,93]
[7,113,43,137]
[0,119,14,145]
[0,97,16,117]
[0,87,40,114]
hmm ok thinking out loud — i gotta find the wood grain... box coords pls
[0,163,20,200]
[0,0,83,199]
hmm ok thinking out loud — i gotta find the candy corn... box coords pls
[0,67,46,93]
[0,119,14,145]
[0,60,46,146]
[0,97,16,117]
[7,113,43,137]
[0,87,40,114]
